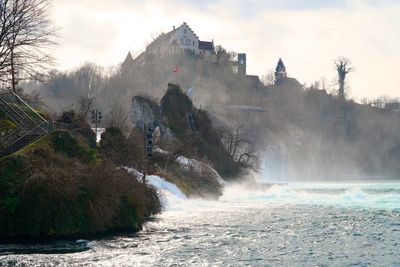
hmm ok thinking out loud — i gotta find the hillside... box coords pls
[103,83,240,199]
[0,118,161,240]
[22,29,400,181]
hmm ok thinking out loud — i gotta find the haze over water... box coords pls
[1,176,399,266]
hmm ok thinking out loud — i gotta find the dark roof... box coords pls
[199,41,214,51]
[246,75,264,89]
[306,89,328,97]
[122,51,134,68]
[246,75,261,84]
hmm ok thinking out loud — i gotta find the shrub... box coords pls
[0,130,162,239]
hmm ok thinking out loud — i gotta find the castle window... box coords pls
[186,39,190,45]
[180,38,184,45]
[184,28,187,34]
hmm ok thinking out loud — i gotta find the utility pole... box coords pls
[145,123,154,159]
[142,123,154,183]
[91,109,102,141]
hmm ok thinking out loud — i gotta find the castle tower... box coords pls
[238,53,246,76]
[121,51,134,72]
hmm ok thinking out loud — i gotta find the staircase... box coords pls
[0,91,50,157]
[0,97,23,125]
[0,126,46,157]
[187,112,198,133]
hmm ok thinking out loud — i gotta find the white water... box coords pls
[125,168,188,207]
[145,171,400,212]
[175,155,226,186]
[2,171,399,266]
[220,181,400,210]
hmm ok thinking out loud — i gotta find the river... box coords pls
[1,179,400,266]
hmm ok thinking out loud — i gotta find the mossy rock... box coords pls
[160,83,193,138]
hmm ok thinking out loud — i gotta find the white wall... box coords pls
[171,23,199,54]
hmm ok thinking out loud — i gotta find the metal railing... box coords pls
[0,121,48,157]
[0,120,76,157]
[0,91,49,133]
[0,97,24,125]
[0,90,75,157]
[11,103,48,132]
[12,91,48,124]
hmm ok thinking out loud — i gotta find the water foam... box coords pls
[220,181,400,210]
[126,167,400,211]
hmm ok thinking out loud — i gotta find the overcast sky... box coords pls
[51,0,400,100]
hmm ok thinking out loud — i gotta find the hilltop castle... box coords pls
[146,22,215,57]
[123,22,249,77]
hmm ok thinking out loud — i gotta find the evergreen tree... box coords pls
[274,58,287,85]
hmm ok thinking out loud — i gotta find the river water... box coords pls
[1,180,400,266]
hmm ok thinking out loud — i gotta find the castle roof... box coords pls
[174,22,199,39]
[199,41,214,51]
[122,51,134,68]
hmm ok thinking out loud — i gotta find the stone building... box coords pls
[146,22,215,57]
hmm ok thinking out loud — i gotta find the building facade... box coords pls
[171,22,200,54]
[146,22,214,57]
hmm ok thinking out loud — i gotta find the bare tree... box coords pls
[73,63,104,118]
[0,0,57,93]
[219,126,260,169]
[72,62,104,97]
[320,76,327,90]
[215,45,230,65]
[335,57,353,99]
[26,89,43,108]
[104,102,130,132]
[77,96,95,119]
[261,69,275,86]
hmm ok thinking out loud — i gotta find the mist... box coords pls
[24,31,400,182]
[2,1,400,265]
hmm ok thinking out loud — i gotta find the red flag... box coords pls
[173,66,180,73]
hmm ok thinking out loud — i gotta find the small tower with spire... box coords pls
[122,51,134,71]
[274,58,287,85]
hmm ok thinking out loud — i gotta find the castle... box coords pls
[146,22,215,57]
[123,22,249,77]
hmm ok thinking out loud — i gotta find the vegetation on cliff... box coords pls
[0,114,161,240]
[160,84,242,178]
[22,33,400,181]
[99,85,230,198]
[99,122,224,199]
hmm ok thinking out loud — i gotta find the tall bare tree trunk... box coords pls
[335,57,353,100]
[10,46,16,93]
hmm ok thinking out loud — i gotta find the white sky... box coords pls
[51,0,400,100]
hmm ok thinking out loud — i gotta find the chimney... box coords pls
[173,26,175,30]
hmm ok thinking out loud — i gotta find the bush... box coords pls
[99,127,143,167]
[0,130,161,239]
[57,111,96,148]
